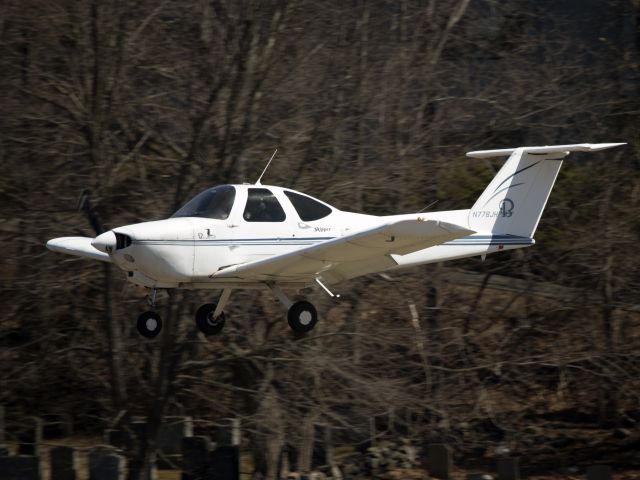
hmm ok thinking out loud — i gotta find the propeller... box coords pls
[78,189,119,252]
[92,231,117,253]
[78,189,105,236]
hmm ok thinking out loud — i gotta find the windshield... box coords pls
[171,185,236,219]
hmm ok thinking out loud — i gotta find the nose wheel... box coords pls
[137,311,162,338]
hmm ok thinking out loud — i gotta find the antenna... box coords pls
[418,199,438,213]
[255,149,277,185]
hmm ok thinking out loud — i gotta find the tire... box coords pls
[287,301,318,333]
[196,303,226,335]
[137,311,162,338]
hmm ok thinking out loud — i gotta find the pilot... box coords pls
[245,197,270,221]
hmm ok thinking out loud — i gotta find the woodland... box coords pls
[0,0,639,479]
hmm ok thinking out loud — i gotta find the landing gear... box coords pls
[135,286,324,337]
[196,304,226,335]
[137,311,162,338]
[195,288,231,336]
[287,301,318,333]
[268,284,320,333]
[136,288,162,338]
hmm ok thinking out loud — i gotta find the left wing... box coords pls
[211,219,474,285]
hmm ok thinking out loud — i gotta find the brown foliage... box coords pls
[1,1,639,478]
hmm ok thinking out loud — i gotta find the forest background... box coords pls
[1,0,639,479]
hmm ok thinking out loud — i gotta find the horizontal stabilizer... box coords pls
[46,236,112,262]
[467,143,626,158]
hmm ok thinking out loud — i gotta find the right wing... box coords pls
[211,218,474,285]
[46,237,112,262]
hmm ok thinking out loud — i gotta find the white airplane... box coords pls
[47,143,624,338]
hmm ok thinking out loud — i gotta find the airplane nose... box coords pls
[91,231,117,253]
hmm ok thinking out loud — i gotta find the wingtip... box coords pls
[588,142,627,150]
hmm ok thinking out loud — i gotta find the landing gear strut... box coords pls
[195,289,231,335]
[137,289,162,338]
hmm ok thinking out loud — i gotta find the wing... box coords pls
[46,236,112,263]
[211,219,474,285]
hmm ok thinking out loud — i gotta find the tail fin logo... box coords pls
[498,198,514,217]
[471,198,515,219]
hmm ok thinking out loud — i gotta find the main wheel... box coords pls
[287,301,318,333]
[196,303,226,335]
[137,311,162,338]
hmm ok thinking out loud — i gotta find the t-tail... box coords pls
[467,143,625,241]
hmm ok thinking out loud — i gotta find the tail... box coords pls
[467,143,625,238]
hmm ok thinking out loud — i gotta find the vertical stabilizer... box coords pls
[466,143,625,237]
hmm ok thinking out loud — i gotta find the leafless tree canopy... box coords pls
[1,0,639,478]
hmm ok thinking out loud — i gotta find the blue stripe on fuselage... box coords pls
[133,234,533,248]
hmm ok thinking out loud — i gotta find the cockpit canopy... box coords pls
[171,185,236,220]
[171,184,334,221]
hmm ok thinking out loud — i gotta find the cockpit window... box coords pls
[284,190,332,221]
[171,185,236,220]
[243,188,286,222]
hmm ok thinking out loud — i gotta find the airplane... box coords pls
[46,143,625,338]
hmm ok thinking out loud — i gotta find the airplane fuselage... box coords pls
[98,186,529,290]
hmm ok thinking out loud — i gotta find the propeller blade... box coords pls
[78,189,105,235]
